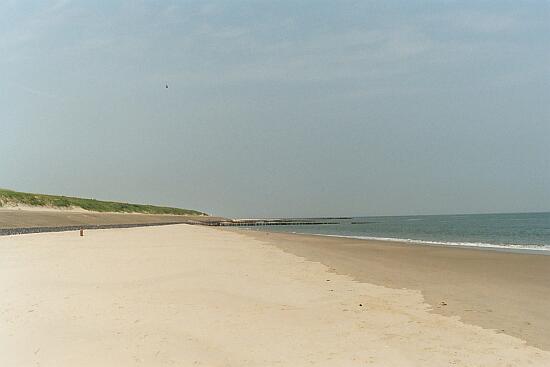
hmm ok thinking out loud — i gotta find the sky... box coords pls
[1,1,549,218]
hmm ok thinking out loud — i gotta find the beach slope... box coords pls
[242,231,550,350]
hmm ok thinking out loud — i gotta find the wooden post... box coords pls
[80,228,84,237]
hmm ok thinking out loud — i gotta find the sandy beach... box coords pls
[1,224,549,366]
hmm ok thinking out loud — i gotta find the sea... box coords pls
[245,212,550,254]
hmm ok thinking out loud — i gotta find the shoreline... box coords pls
[235,228,550,350]
[267,231,550,255]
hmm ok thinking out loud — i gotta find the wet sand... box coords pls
[1,224,549,366]
[240,229,550,350]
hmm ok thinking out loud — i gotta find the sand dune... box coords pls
[1,225,549,366]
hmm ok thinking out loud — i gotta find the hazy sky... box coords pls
[1,1,549,217]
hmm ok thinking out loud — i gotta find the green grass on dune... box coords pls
[0,189,206,216]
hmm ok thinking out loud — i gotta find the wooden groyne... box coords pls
[0,216,361,235]
[190,218,349,227]
[0,221,191,236]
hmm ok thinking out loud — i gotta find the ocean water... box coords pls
[246,212,550,253]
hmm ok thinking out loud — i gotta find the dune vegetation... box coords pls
[0,189,206,216]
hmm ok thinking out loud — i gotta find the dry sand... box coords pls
[0,203,92,213]
[0,208,220,229]
[1,224,549,366]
